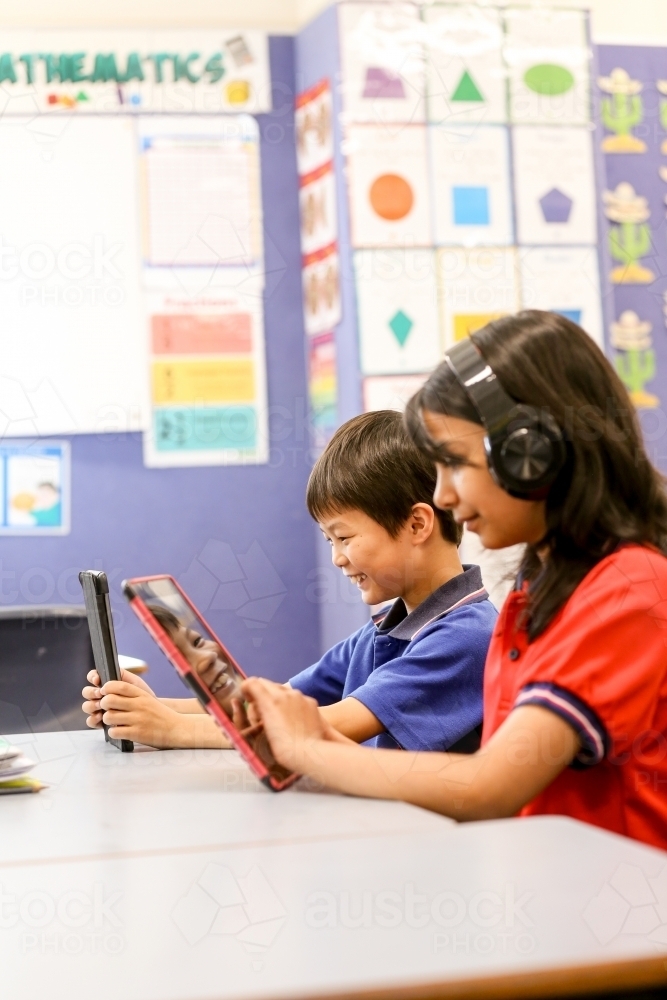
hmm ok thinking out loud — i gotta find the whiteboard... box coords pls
[0,116,146,436]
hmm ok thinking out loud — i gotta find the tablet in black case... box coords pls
[79,570,133,752]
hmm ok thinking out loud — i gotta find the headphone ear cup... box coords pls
[486,408,566,500]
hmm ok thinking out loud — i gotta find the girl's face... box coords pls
[422,409,548,550]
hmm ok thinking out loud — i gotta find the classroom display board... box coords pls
[296,78,341,449]
[0,30,271,469]
[596,47,667,413]
[139,116,268,467]
[335,1,604,410]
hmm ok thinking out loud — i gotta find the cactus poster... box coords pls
[597,46,667,416]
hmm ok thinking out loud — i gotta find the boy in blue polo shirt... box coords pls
[289,409,495,751]
[82,410,495,752]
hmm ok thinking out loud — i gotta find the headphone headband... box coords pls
[445,339,518,436]
[444,337,566,500]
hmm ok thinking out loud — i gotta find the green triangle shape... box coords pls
[451,70,484,103]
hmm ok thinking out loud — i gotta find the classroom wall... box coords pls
[0,36,323,697]
[9,0,667,43]
[296,6,370,652]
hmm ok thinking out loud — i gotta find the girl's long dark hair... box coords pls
[405,310,667,640]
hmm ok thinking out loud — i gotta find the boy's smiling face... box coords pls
[320,508,417,607]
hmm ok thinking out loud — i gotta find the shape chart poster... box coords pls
[513,126,597,246]
[424,4,506,126]
[338,2,425,125]
[336,3,602,409]
[0,442,70,535]
[597,45,667,425]
[438,248,520,349]
[505,7,590,125]
[346,124,431,248]
[518,247,604,348]
[431,124,513,246]
[355,249,441,375]
[143,288,268,467]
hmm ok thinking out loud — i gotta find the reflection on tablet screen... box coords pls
[132,578,292,783]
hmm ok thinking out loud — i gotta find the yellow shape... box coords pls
[11,491,35,511]
[630,389,660,409]
[453,313,504,342]
[662,138,667,155]
[601,134,647,153]
[226,80,250,105]
[610,263,655,284]
[151,359,255,404]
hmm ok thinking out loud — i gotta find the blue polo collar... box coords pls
[372,565,488,642]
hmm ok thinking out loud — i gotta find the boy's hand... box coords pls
[82,668,155,730]
[97,680,231,750]
[241,678,342,772]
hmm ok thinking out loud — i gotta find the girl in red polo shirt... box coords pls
[242,311,667,850]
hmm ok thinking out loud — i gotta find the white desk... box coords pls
[3,730,667,1000]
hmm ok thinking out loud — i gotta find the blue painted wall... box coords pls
[0,36,321,697]
[296,5,369,653]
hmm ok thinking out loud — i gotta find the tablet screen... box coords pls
[130,578,292,783]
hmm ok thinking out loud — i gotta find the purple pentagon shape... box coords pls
[539,187,573,224]
[362,67,406,100]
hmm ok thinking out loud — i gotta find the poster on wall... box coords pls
[518,246,604,348]
[505,7,590,125]
[308,332,338,449]
[513,126,598,246]
[346,124,431,248]
[0,442,70,535]
[295,78,334,176]
[0,30,272,114]
[143,287,268,468]
[424,4,506,126]
[430,124,513,247]
[438,248,520,349]
[138,115,264,283]
[355,249,441,375]
[297,79,342,342]
[597,46,667,416]
[338,2,425,126]
[302,244,341,336]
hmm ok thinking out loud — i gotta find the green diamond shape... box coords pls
[388,309,413,347]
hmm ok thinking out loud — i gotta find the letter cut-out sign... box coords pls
[0,30,271,114]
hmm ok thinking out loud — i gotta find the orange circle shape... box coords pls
[369,173,414,221]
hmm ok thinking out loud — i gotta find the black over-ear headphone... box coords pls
[445,338,567,500]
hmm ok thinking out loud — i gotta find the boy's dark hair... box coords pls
[306,409,462,545]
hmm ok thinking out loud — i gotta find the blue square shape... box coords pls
[452,186,490,226]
